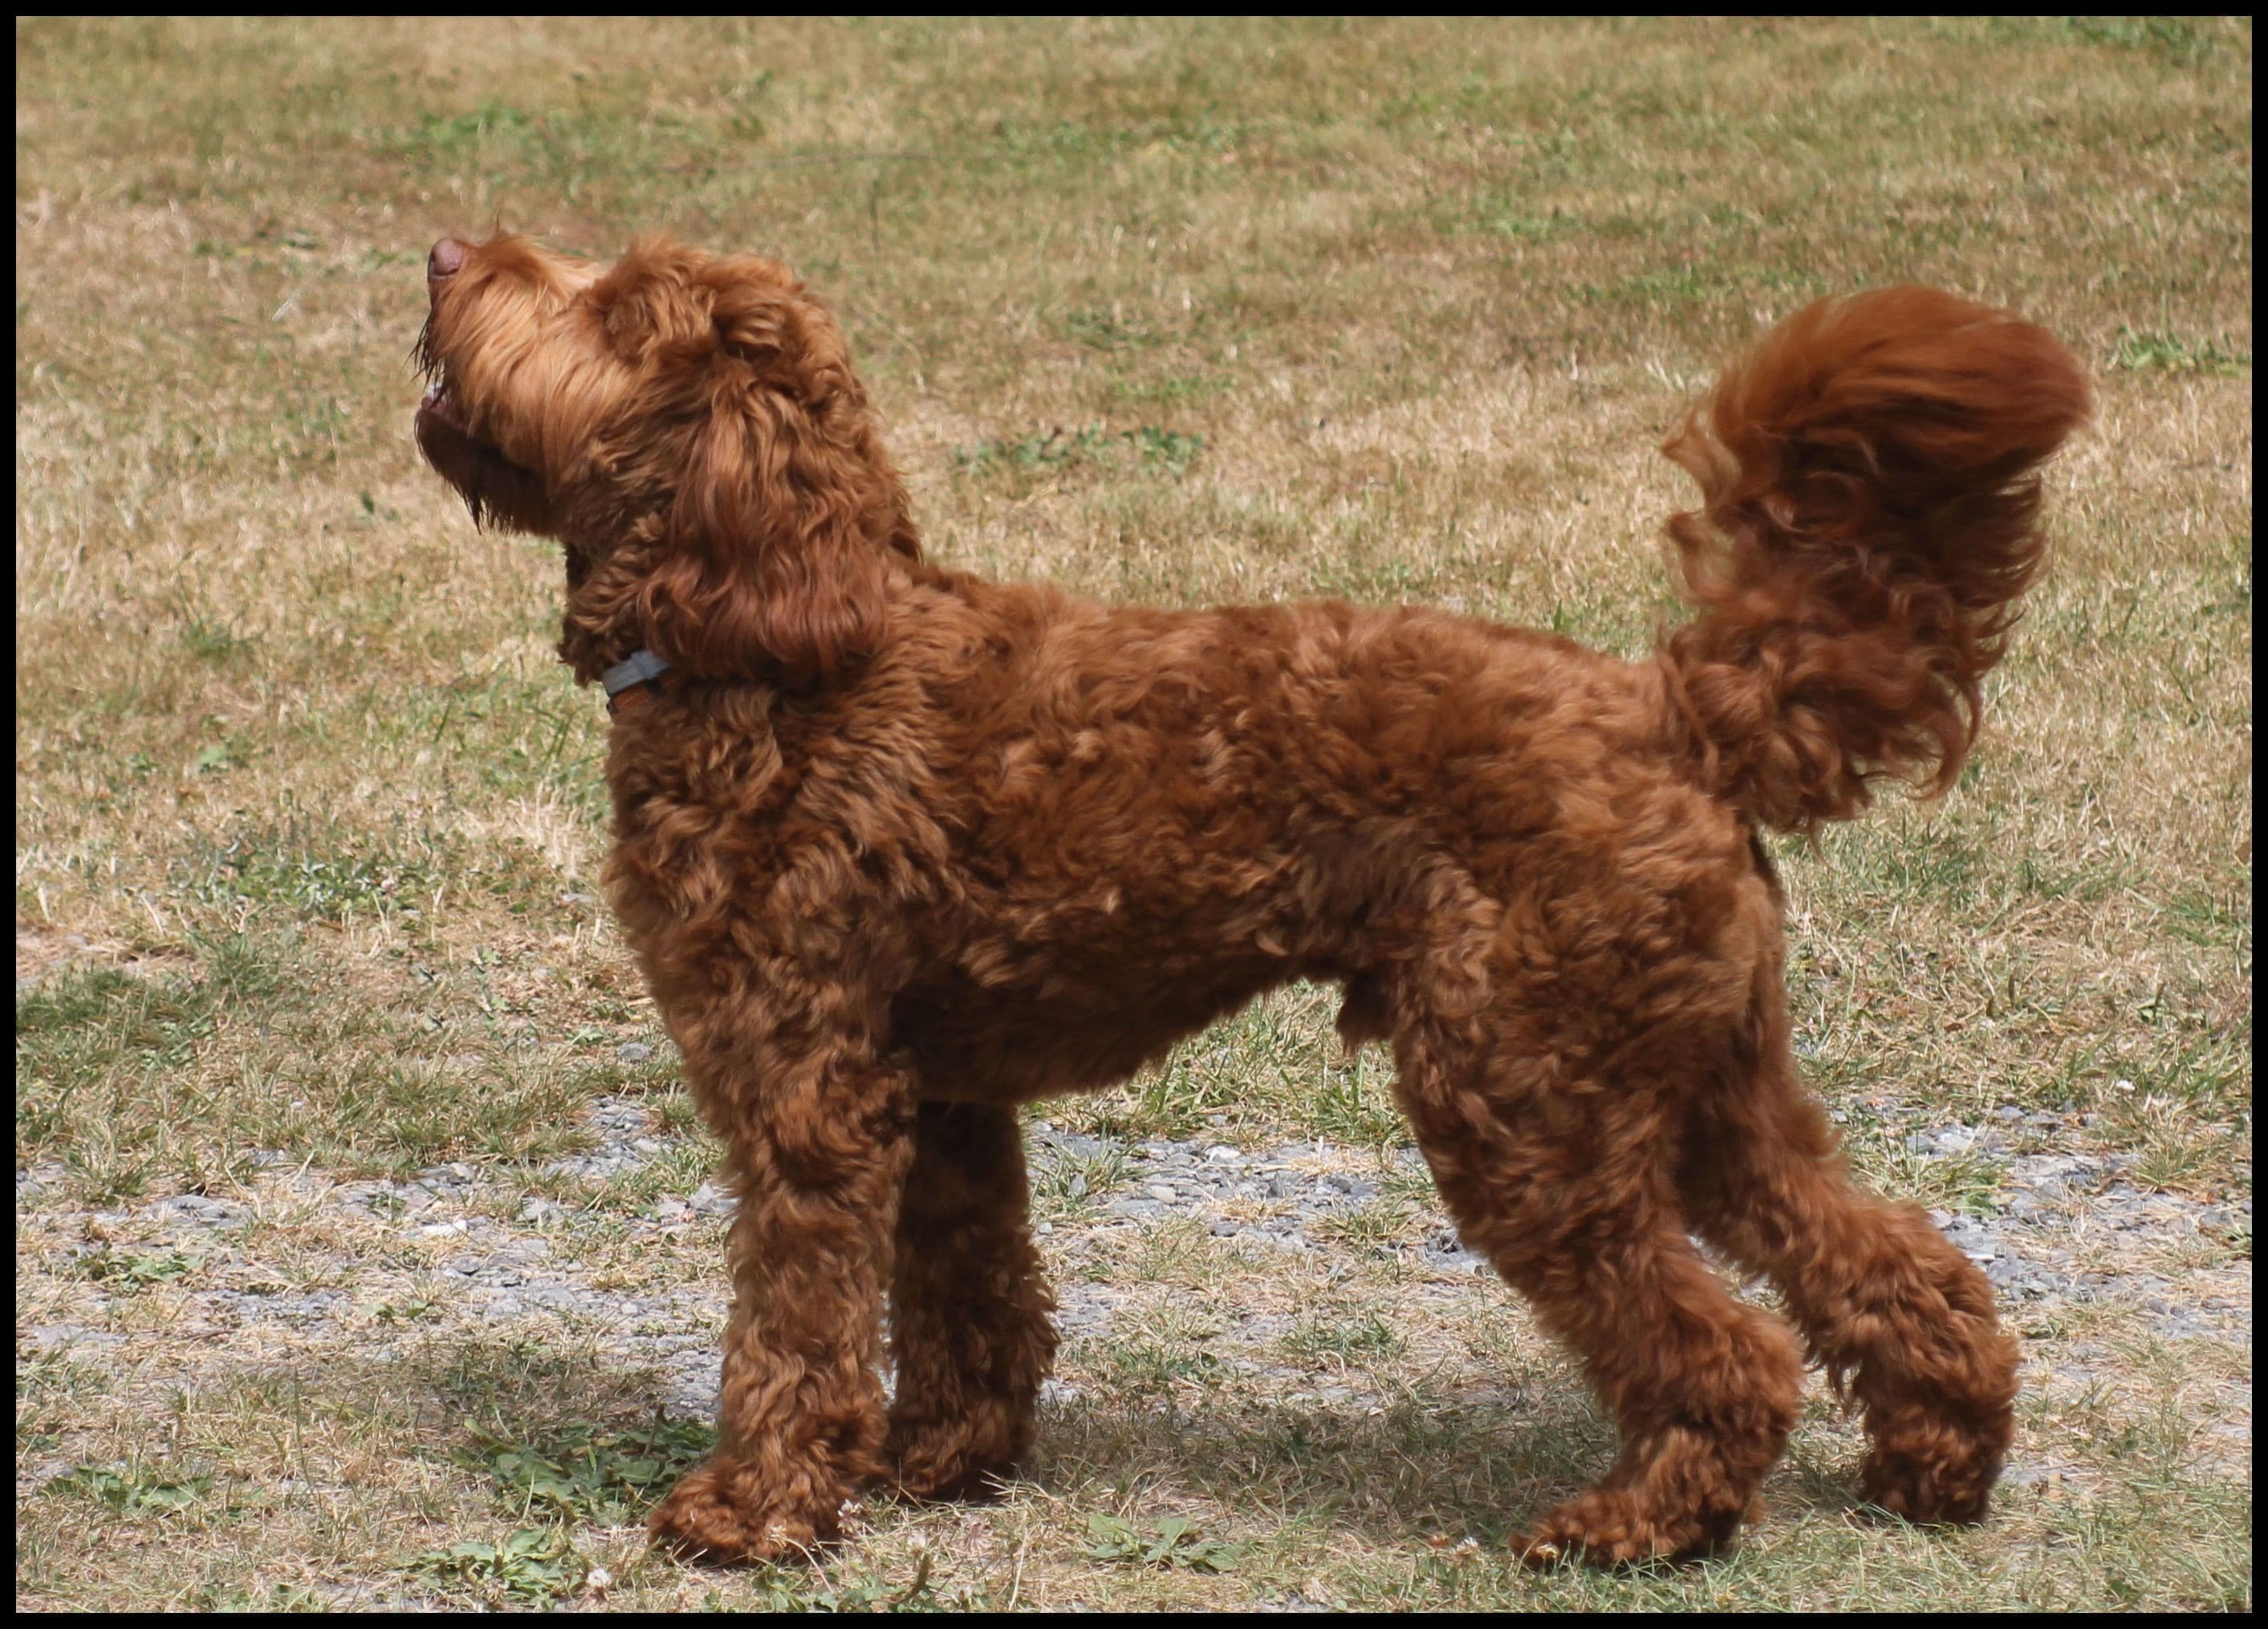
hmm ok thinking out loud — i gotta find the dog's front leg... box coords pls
[648,1008,915,1565]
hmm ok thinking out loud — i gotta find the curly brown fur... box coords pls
[414,234,2088,1566]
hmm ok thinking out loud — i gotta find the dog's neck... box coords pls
[556,527,661,686]
[551,510,931,694]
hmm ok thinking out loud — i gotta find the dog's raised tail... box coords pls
[1656,286,2090,834]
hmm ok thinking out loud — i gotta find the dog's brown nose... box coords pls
[428,238,467,282]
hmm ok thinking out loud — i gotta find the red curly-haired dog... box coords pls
[415,232,2087,1566]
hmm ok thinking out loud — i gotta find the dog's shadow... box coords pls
[1026,1385,1598,1544]
[352,1331,1863,1550]
[1020,1385,1862,1546]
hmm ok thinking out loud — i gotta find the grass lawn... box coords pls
[15,17,2250,1611]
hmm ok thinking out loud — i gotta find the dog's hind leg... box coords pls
[881,1099,1059,1501]
[1392,1006,1804,1566]
[1678,1001,2018,1527]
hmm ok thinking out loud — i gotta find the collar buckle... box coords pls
[602,649,672,717]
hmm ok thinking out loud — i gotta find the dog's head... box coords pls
[415,233,918,686]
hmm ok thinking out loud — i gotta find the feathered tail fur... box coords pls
[1657,286,2091,832]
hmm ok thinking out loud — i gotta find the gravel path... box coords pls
[17,1082,2250,1469]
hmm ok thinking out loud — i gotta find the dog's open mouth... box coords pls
[414,367,555,533]
[417,374,464,431]
[415,368,490,452]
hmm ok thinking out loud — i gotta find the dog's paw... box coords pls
[878,1458,1011,1505]
[1855,1392,2008,1527]
[879,1419,1018,1505]
[1858,1442,1998,1527]
[647,1458,856,1566]
[1511,1489,1746,1570]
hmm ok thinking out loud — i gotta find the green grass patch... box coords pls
[734,1556,951,1612]
[473,1416,713,1527]
[1310,1200,1420,1258]
[76,1247,205,1287]
[1081,1513,1244,1574]
[47,1463,215,1517]
[1033,1140,1136,1221]
[1283,1308,1407,1364]
[406,1526,587,1607]
[953,422,1205,482]
[2111,327,2250,376]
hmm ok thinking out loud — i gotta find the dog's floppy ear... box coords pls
[593,238,918,689]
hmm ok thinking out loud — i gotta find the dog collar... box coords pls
[602,649,672,716]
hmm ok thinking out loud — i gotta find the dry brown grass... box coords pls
[16,16,2250,1611]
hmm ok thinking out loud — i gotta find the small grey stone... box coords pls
[26,1326,124,1353]
[618,1042,654,1064]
